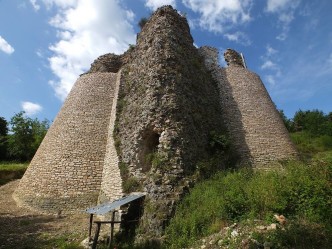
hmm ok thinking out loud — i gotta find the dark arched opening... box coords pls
[138,129,160,172]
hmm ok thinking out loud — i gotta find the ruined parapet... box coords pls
[87,49,133,74]
[87,53,123,73]
[14,72,118,213]
[224,48,245,67]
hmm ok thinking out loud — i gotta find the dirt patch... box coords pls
[0,180,89,249]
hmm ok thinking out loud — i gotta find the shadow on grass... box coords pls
[0,214,83,249]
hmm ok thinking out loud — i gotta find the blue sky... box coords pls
[0,0,331,122]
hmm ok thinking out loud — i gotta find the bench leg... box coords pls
[89,214,93,241]
[92,223,101,249]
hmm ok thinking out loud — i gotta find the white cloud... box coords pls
[40,0,78,10]
[261,45,279,66]
[266,0,293,13]
[224,31,251,46]
[265,0,300,41]
[260,45,281,86]
[22,101,43,116]
[39,0,136,101]
[30,0,40,11]
[266,45,278,56]
[265,74,276,85]
[261,60,277,70]
[276,32,287,41]
[36,49,43,58]
[182,0,252,33]
[145,0,176,10]
[0,36,15,54]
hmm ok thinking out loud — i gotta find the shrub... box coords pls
[165,159,332,248]
[123,177,141,193]
[252,220,331,249]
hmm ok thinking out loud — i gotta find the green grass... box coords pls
[0,161,28,185]
[0,161,28,171]
[165,157,332,248]
[290,131,332,160]
[29,234,84,249]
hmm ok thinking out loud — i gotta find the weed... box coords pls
[145,152,167,170]
[123,177,142,193]
[119,162,129,178]
[165,158,332,248]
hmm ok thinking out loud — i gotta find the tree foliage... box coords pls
[280,109,332,136]
[6,112,49,161]
[0,117,8,160]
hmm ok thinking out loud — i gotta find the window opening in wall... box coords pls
[139,129,160,172]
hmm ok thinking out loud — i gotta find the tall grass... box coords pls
[165,157,332,248]
[0,161,28,171]
[290,131,332,160]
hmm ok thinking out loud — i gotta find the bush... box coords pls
[290,131,332,160]
[165,160,332,248]
[123,177,141,193]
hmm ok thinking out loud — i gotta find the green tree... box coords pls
[293,110,330,135]
[7,112,49,161]
[31,118,49,153]
[327,112,332,122]
[0,116,8,160]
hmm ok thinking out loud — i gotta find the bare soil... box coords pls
[0,180,89,249]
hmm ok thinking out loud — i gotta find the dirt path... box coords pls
[0,180,89,249]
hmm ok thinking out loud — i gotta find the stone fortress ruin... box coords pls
[14,6,297,240]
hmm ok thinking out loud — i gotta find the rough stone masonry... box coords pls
[14,5,297,241]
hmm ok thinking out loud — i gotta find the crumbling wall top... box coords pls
[224,48,245,68]
[137,5,193,46]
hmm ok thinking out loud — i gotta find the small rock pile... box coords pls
[192,215,287,249]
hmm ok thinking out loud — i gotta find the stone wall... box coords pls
[14,4,298,242]
[199,47,297,167]
[14,72,117,213]
[222,65,298,167]
[115,6,225,238]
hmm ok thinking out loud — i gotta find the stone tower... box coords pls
[14,5,297,240]
[14,72,120,211]
[199,47,297,167]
